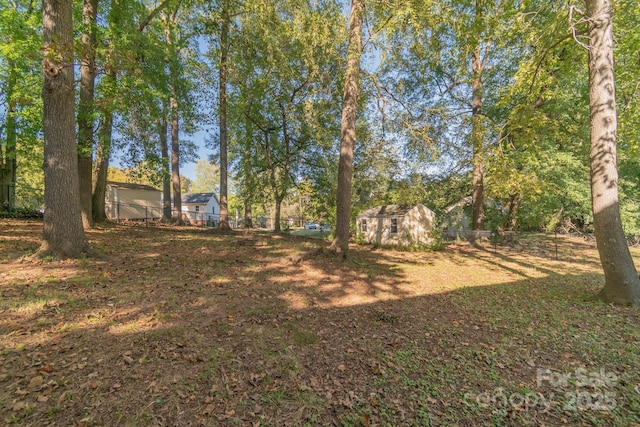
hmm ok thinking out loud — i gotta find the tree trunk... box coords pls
[92,61,116,223]
[471,45,485,232]
[163,13,183,225]
[274,197,282,233]
[170,93,182,223]
[505,193,520,231]
[159,106,172,222]
[77,0,99,229]
[330,0,364,257]
[244,198,253,228]
[92,104,112,223]
[1,64,17,209]
[586,0,640,306]
[39,0,92,258]
[218,0,230,229]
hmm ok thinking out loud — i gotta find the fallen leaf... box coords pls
[12,401,26,412]
[337,364,346,372]
[29,376,44,389]
[38,364,54,373]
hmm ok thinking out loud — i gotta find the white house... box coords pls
[181,192,220,226]
[105,181,162,221]
[356,204,436,246]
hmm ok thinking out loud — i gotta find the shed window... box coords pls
[195,206,200,212]
[361,219,367,232]
[390,218,398,234]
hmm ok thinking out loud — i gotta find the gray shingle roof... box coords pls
[182,193,219,205]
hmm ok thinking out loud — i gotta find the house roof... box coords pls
[107,181,160,192]
[358,204,419,217]
[182,192,219,205]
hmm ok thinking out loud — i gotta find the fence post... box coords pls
[116,202,120,223]
[145,206,148,227]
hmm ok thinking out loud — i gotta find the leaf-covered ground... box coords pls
[1,220,639,426]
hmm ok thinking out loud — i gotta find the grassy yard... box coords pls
[1,220,639,426]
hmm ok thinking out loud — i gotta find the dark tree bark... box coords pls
[586,0,640,306]
[505,193,520,231]
[330,0,364,257]
[77,0,99,229]
[39,0,92,258]
[92,101,112,223]
[218,0,230,229]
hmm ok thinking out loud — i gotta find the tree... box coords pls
[330,0,363,255]
[217,0,231,229]
[77,0,99,229]
[585,0,640,305]
[38,0,92,258]
[191,159,220,193]
[1,0,42,211]
[230,0,343,233]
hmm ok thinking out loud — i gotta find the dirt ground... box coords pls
[1,220,639,426]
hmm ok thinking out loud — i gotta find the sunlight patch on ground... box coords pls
[5,298,59,318]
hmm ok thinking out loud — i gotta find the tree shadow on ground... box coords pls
[1,221,638,426]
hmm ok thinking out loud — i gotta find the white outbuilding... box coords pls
[105,181,162,221]
[356,204,436,246]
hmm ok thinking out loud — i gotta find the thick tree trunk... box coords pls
[330,0,364,257]
[1,65,17,209]
[586,0,640,306]
[77,0,98,229]
[39,0,91,258]
[218,0,230,229]
[471,45,485,232]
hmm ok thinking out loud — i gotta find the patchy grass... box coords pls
[0,219,639,426]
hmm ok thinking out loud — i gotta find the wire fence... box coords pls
[104,201,315,230]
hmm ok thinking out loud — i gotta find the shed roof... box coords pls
[107,181,160,192]
[182,192,219,205]
[358,204,418,217]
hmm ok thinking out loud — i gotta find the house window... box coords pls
[361,219,367,232]
[390,218,398,234]
[195,206,200,212]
